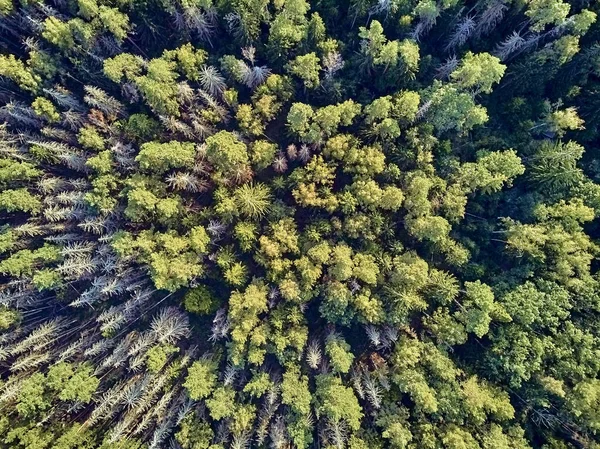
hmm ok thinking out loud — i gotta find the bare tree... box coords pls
[494,31,527,61]
[445,16,475,52]
[199,66,227,97]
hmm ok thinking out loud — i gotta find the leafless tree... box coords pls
[445,16,475,52]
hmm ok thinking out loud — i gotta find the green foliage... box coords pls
[136,141,196,173]
[47,362,99,402]
[0,159,41,188]
[204,131,251,182]
[249,140,277,170]
[184,285,219,315]
[0,244,60,277]
[325,333,354,373]
[568,378,600,433]
[424,81,489,134]
[146,343,179,373]
[78,126,105,151]
[281,364,312,416]
[32,97,59,122]
[287,100,361,144]
[228,282,269,365]
[103,53,144,83]
[286,52,321,88]
[526,0,570,32]
[0,55,39,91]
[233,183,271,219]
[98,6,130,41]
[0,1,599,448]
[315,374,363,430]
[112,228,208,291]
[0,0,12,15]
[0,188,41,214]
[15,362,99,419]
[529,140,584,191]
[0,307,20,330]
[184,358,218,400]
[450,52,506,94]
[243,371,272,397]
[206,386,236,420]
[175,414,214,449]
[122,114,160,141]
[42,17,75,50]
[163,43,207,81]
[136,58,181,116]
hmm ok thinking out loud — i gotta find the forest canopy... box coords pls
[0,0,599,448]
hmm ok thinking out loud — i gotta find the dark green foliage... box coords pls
[183,285,220,315]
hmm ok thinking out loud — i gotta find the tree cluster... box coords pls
[0,0,599,448]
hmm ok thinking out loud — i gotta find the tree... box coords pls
[0,189,41,214]
[32,97,59,122]
[397,40,420,76]
[103,53,145,83]
[204,130,251,182]
[281,364,314,448]
[456,281,509,338]
[233,183,271,219]
[175,414,214,449]
[314,374,363,430]
[281,365,312,416]
[0,158,41,187]
[525,0,570,32]
[199,66,227,97]
[16,373,50,418]
[545,107,585,137]
[184,358,218,400]
[358,20,387,70]
[456,149,525,195]
[136,58,181,116]
[363,96,401,140]
[0,54,41,91]
[146,343,179,373]
[287,102,314,138]
[286,53,321,88]
[42,17,75,51]
[163,43,207,81]
[267,0,310,54]
[148,251,204,291]
[184,285,220,315]
[393,90,420,122]
[243,371,272,398]
[352,253,379,285]
[250,140,277,170]
[78,126,105,150]
[328,245,354,282]
[287,100,361,144]
[325,333,354,373]
[206,386,236,420]
[228,282,269,365]
[47,362,99,402]
[568,379,600,433]
[461,375,514,425]
[136,141,196,173]
[423,81,489,134]
[98,6,130,41]
[234,221,258,251]
[0,244,60,277]
[450,52,506,94]
[77,0,99,20]
[112,229,207,291]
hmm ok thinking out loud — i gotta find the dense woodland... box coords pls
[0,0,599,448]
